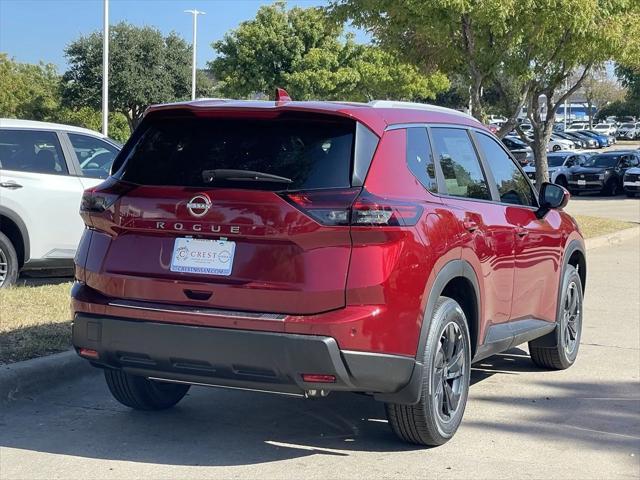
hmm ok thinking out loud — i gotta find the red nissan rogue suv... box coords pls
[72,96,586,446]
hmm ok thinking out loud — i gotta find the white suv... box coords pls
[0,119,121,287]
[523,151,586,188]
[617,122,640,140]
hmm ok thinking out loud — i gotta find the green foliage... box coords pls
[0,53,60,120]
[210,3,448,101]
[62,22,206,132]
[0,54,130,142]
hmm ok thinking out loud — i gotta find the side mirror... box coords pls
[536,182,569,219]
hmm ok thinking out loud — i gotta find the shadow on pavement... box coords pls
[0,348,638,466]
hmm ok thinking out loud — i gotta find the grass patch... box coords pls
[0,282,72,365]
[573,215,635,239]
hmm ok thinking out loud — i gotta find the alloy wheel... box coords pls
[0,246,8,288]
[432,322,466,423]
[562,281,581,355]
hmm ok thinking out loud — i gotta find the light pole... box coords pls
[102,0,109,135]
[185,9,205,101]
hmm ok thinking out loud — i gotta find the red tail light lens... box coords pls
[284,188,361,226]
[283,188,422,227]
[352,191,423,226]
[301,374,336,383]
[80,179,135,214]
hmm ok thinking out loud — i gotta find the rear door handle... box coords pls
[0,181,22,189]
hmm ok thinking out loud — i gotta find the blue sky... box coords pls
[0,0,367,71]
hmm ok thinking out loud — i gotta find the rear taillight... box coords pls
[80,178,134,214]
[283,188,423,227]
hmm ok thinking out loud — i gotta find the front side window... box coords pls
[68,133,119,179]
[406,127,437,193]
[0,129,66,175]
[431,128,490,200]
[476,133,536,206]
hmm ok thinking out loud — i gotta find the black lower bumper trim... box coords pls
[72,314,417,402]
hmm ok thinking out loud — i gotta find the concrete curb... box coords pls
[0,350,95,403]
[585,225,640,250]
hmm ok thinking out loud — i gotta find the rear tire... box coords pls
[0,231,19,288]
[104,369,190,410]
[385,297,471,446]
[529,265,583,370]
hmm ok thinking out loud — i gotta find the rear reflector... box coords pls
[301,374,336,383]
[78,348,99,359]
[283,188,422,227]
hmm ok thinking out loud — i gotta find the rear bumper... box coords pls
[72,313,421,403]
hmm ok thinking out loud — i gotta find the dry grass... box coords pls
[0,282,72,364]
[573,215,635,239]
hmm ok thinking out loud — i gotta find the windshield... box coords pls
[119,115,355,190]
[594,125,609,129]
[547,156,567,168]
[621,123,635,128]
[582,155,619,168]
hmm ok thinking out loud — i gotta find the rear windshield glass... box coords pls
[118,116,355,190]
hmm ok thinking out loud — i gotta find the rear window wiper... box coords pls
[202,169,293,184]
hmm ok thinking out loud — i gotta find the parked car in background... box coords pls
[582,130,615,146]
[576,130,608,148]
[550,133,577,150]
[547,136,575,152]
[0,119,121,287]
[617,123,640,140]
[502,135,533,165]
[566,122,589,132]
[564,131,599,149]
[524,152,586,188]
[623,166,640,198]
[568,151,640,196]
[71,97,586,447]
[594,123,618,137]
[554,131,587,149]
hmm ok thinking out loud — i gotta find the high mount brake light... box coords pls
[283,189,422,227]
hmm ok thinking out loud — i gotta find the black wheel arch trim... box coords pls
[375,259,480,405]
[0,205,30,263]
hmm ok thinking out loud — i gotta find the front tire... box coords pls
[0,231,19,288]
[555,176,568,188]
[104,369,190,410]
[603,179,619,196]
[386,297,471,446]
[529,265,583,370]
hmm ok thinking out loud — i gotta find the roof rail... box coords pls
[368,100,477,122]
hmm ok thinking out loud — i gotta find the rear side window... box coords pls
[431,128,490,200]
[406,127,437,193]
[475,133,536,207]
[119,116,355,190]
[0,129,67,175]
[68,133,119,179]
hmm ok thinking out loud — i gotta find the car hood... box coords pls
[571,166,607,174]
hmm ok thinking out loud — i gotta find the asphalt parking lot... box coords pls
[1,232,639,479]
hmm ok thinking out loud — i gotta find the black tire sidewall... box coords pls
[555,266,583,366]
[421,298,472,440]
[0,231,19,288]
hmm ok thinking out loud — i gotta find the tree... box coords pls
[332,0,522,122]
[0,54,60,120]
[581,69,626,127]
[335,0,640,188]
[209,3,448,101]
[62,22,212,133]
